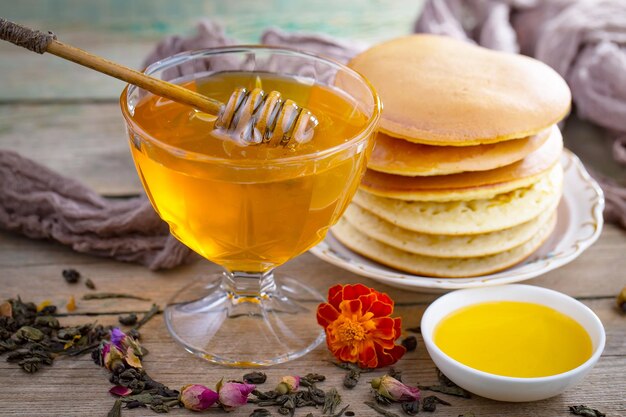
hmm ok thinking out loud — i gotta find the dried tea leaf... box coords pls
[330,404,350,417]
[83,293,150,301]
[436,369,455,387]
[107,400,122,417]
[250,409,273,417]
[418,384,471,398]
[422,396,451,412]
[401,336,418,352]
[389,367,403,382]
[364,401,400,417]
[118,313,138,326]
[19,357,42,373]
[244,371,267,384]
[34,316,60,329]
[344,369,360,389]
[569,405,606,417]
[323,387,341,414]
[458,413,475,417]
[63,269,81,284]
[85,278,96,290]
[133,304,160,330]
[401,400,419,415]
[15,326,44,342]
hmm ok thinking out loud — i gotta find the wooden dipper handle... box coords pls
[0,17,223,115]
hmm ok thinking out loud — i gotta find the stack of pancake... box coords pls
[332,35,571,278]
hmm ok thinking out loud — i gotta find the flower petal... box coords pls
[316,303,340,327]
[342,284,373,301]
[328,285,345,309]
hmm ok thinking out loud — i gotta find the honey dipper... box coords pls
[0,18,318,146]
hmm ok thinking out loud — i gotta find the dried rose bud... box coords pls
[276,375,300,394]
[180,384,219,411]
[371,375,420,402]
[217,380,256,410]
[103,343,125,373]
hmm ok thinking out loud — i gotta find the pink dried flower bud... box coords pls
[180,384,219,411]
[218,381,256,410]
[103,343,125,372]
[276,375,300,394]
[370,375,420,402]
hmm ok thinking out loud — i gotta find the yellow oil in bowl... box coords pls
[433,301,593,378]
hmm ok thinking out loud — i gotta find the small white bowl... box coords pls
[421,284,605,402]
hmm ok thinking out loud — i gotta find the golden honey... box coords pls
[128,72,371,272]
[434,301,593,378]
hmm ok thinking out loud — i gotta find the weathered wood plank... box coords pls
[0,313,623,416]
[1,223,624,304]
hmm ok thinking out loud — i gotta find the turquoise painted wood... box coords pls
[0,0,422,100]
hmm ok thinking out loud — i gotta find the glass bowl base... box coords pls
[164,271,326,366]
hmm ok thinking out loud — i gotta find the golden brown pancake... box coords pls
[361,126,563,201]
[368,128,551,176]
[332,214,557,278]
[348,35,571,146]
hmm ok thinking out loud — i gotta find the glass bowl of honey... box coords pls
[120,47,381,366]
[421,284,605,401]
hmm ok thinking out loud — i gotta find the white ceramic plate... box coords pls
[309,150,604,293]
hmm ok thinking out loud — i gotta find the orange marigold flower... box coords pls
[316,283,406,368]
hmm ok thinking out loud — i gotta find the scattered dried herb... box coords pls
[250,409,273,417]
[569,405,606,417]
[458,413,475,417]
[332,361,371,389]
[405,326,421,334]
[107,399,122,417]
[364,401,400,417]
[0,297,111,374]
[436,369,455,387]
[244,371,267,384]
[422,396,451,412]
[418,383,471,398]
[329,404,351,417]
[401,400,420,415]
[617,286,626,313]
[345,412,355,416]
[401,336,417,352]
[301,373,326,386]
[388,367,403,382]
[133,304,160,330]
[118,313,138,326]
[63,268,81,284]
[83,293,150,301]
[85,278,96,290]
[323,387,342,414]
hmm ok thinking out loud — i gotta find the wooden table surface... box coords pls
[0,2,625,416]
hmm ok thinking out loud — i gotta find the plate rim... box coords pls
[309,149,605,291]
